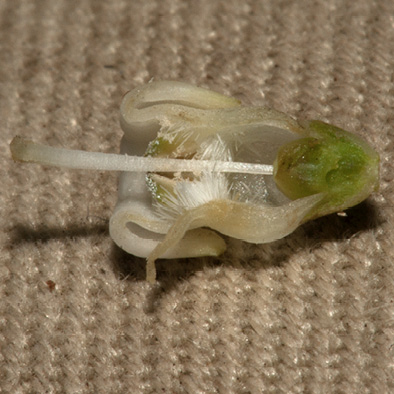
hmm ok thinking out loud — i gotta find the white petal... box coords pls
[109,198,226,258]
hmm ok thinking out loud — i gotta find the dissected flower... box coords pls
[10,81,380,283]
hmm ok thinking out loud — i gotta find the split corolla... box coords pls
[10,81,380,283]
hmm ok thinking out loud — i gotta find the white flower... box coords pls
[10,81,379,283]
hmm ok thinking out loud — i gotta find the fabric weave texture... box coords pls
[1,0,393,392]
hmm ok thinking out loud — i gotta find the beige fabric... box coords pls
[1,0,394,392]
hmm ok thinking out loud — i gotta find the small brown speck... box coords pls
[46,280,56,292]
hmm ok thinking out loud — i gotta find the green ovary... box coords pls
[273,121,379,219]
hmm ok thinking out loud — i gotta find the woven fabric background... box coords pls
[1,0,393,392]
